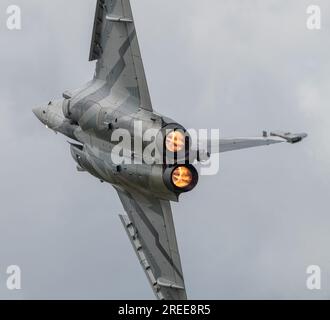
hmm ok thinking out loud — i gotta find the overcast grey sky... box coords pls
[0,0,329,299]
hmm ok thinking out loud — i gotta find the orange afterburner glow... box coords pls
[172,166,193,189]
[165,131,185,153]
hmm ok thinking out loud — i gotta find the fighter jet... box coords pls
[33,0,307,300]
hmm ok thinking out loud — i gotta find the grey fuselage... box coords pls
[33,79,190,202]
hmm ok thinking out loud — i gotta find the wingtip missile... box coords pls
[270,131,308,144]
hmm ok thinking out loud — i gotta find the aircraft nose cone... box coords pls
[32,107,45,124]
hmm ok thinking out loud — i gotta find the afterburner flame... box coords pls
[165,131,185,153]
[172,166,193,189]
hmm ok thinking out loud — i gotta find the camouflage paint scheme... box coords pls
[33,0,307,300]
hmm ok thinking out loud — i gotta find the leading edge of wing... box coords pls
[116,187,187,300]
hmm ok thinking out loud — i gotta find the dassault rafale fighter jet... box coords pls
[33,0,307,300]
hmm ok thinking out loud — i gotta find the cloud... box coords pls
[0,0,329,299]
